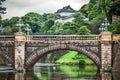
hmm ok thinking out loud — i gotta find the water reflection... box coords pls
[15,73,24,80]
[101,72,111,80]
[0,65,120,80]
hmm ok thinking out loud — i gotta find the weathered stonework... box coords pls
[14,32,26,70]
[100,32,112,71]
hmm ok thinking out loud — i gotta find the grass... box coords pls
[56,51,94,65]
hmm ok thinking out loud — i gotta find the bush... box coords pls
[79,60,86,65]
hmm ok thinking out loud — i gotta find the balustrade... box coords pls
[0,34,120,43]
[0,35,14,42]
[32,35,99,42]
[112,34,120,41]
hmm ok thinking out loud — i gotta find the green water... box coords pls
[0,65,119,80]
[34,65,97,80]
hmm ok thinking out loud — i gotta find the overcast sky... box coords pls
[2,0,89,19]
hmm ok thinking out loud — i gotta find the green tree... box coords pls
[109,17,120,34]
[48,21,62,34]
[0,0,6,24]
[9,17,19,32]
[0,0,6,14]
[22,12,43,33]
[99,0,111,19]
[80,4,89,16]
[47,13,56,20]
[89,15,104,27]
[109,0,120,16]
[62,22,77,34]
[45,20,54,32]
[73,12,84,27]
[79,60,86,65]
[88,3,102,20]
[77,26,91,35]
[3,26,12,33]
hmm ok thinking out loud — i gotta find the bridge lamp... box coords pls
[55,26,63,35]
[0,25,3,33]
[55,27,59,34]
[16,19,24,32]
[59,26,63,34]
[99,18,110,32]
[25,24,31,35]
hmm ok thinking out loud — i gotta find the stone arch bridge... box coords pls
[0,32,120,71]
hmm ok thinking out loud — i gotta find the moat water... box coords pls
[0,64,120,80]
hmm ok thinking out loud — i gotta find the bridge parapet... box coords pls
[26,35,33,42]
[0,34,99,44]
[32,35,99,40]
[31,35,99,43]
[112,34,120,41]
[0,35,14,42]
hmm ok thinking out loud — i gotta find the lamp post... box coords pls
[16,19,24,32]
[99,18,109,32]
[55,25,63,35]
[0,25,3,33]
[25,24,31,35]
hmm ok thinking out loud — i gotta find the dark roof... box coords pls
[56,5,76,13]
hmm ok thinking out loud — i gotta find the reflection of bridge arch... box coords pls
[25,44,100,69]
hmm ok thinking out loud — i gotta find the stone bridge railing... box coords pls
[112,34,120,41]
[0,34,120,42]
[30,35,99,43]
[0,35,14,42]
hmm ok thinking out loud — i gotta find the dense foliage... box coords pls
[80,0,120,34]
[0,0,6,14]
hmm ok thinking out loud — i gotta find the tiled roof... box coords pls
[56,5,76,13]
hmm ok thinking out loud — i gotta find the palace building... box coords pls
[55,5,77,23]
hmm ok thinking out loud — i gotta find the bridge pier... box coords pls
[14,32,26,72]
[100,32,112,72]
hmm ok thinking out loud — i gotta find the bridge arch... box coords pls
[25,44,100,69]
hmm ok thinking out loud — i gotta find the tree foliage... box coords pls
[77,26,91,35]
[3,26,12,33]
[48,21,62,34]
[109,17,120,34]
[109,0,120,16]
[73,12,84,27]
[0,0,6,14]
[1,12,56,34]
[0,0,6,24]
[62,22,77,35]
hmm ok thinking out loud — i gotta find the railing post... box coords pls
[14,32,26,72]
[100,32,112,72]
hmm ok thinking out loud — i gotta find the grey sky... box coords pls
[2,0,89,19]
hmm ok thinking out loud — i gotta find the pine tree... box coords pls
[0,0,6,23]
[0,0,6,18]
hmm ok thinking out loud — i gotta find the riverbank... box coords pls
[56,51,95,65]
